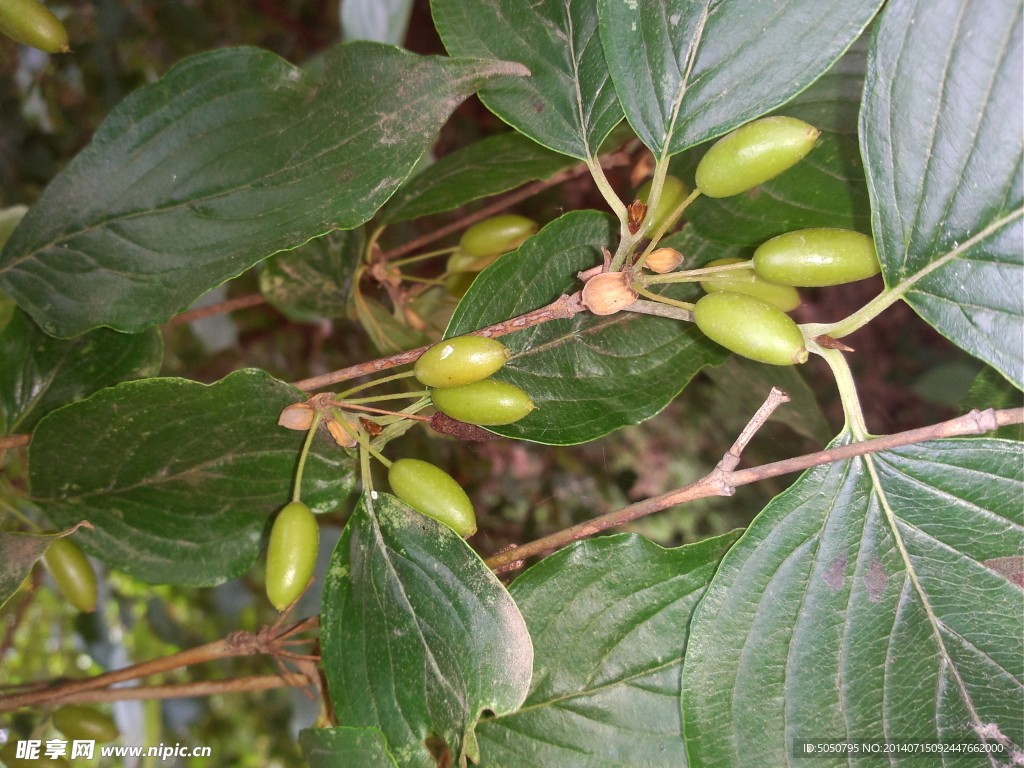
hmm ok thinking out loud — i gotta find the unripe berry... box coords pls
[752,228,880,286]
[0,0,69,54]
[431,378,535,426]
[693,291,809,366]
[695,117,819,198]
[53,705,120,743]
[44,537,97,613]
[414,336,511,388]
[699,257,800,311]
[265,502,319,611]
[459,215,538,258]
[388,459,477,536]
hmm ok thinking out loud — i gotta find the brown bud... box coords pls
[581,272,638,316]
[278,402,315,431]
[644,247,683,274]
[626,199,647,234]
[359,417,383,436]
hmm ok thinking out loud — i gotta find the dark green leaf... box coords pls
[379,132,579,225]
[670,37,872,246]
[446,211,726,445]
[259,229,363,322]
[354,292,430,355]
[321,492,532,768]
[476,531,740,767]
[862,0,1024,387]
[0,43,527,337]
[300,726,399,768]
[961,366,1024,441]
[28,369,355,586]
[432,0,623,160]
[682,435,1024,766]
[596,0,882,157]
[0,308,162,436]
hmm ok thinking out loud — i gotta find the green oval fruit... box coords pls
[693,291,808,366]
[752,228,880,286]
[699,257,801,312]
[446,249,499,274]
[415,336,511,388]
[695,116,819,198]
[388,459,477,536]
[43,537,97,613]
[53,705,120,743]
[444,271,477,298]
[431,378,535,426]
[637,175,689,234]
[460,215,537,258]
[265,501,319,611]
[0,742,70,767]
[0,0,69,53]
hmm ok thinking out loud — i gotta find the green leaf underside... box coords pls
[300,726,399,768]
[445,212,726,445]
[379,132,579,225]
[682,435,1024,767]
[321,492,533,768]
[475,532,741,767]
[672,35,872,247]
[0,309,162,437]
[431,0,623,160]
[28,369,355,586]
[0,42,526,337]
[259,228,362,323]
[596,0,883,157]
[861,0,1024,387]
[0,529,61,609]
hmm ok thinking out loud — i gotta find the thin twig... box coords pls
[0,434,30,450]
[483,406,1023,571]
[167,293,268,326]
[291,293,584,391]
[42,673,315,706]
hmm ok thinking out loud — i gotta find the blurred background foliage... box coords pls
[0,1,988,765]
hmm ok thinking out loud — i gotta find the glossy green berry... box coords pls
[43,537,97,613]
[460,215,537,258]
[0,0,69,53]
[431,378,535,426]
[0,742,70,767]
[695,117,820,198]
[265,501,319,611]
[637,175,689,234]
[53,705,120,743]
[414,336,511,388]
[388,459,477,536]
[752,228,880,286]
[693,291,808,366]
[699,257,801,312]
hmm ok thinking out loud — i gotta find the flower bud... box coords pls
[581,272,637,316]
[278,402,315,431]
[644,248,683,274]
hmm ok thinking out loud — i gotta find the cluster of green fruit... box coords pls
[636,117,881,365]
[0,0,69,53]
[1,705,118,767]
[265,335,534,610]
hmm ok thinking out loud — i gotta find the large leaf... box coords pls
[28,369,355,586]
[596,0,882,157]
[379,132,578,225]
[431,0,624,160]
[258,229,362,323]
[476,531,740,767]
[0,309,162,436]
[446,211,726,445]
[861,0,1024,387]
[300,726,399,768]
[0,43,527,337]
[321,492,533,768]
[681,436,1024,766]
[671,35,872,247]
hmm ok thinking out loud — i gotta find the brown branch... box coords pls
[166,293,268,326]
[0,433,30,450]
[41,673,315,706]
[291,292,584,391]
[0,616,319,713]
[379,151,631,263]
[483,406,1023,571]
